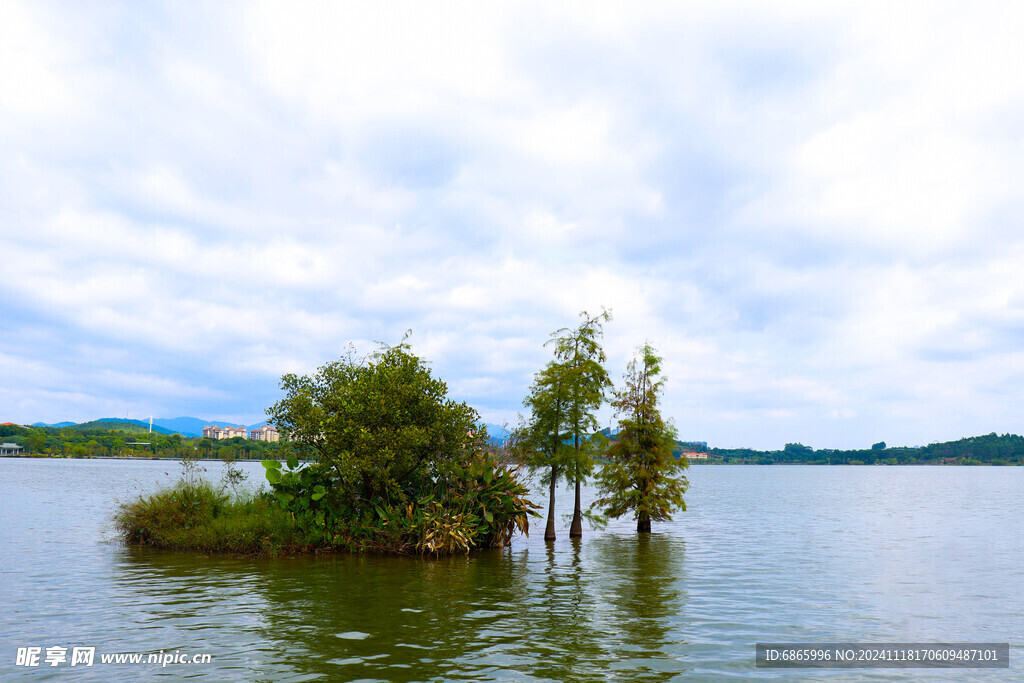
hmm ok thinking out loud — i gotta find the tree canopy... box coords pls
[265,340,536,554]
[267,341,481,507]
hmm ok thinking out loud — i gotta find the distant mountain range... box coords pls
[31,417,273,438]
[482,423,511,442]
[152,417,273,437]
[30,417,511,441]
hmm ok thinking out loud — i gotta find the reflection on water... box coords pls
[2,459,1023,680]
[105,539,682,681]
[590,534,688,679]
[115,536,690,681]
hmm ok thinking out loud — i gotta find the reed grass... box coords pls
[115,480,308,555]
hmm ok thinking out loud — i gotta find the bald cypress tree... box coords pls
[519,360,572,541]
[518,309,611,540]
[549,309,611,538]
[593,343,688,533]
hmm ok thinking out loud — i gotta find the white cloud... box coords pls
[2,2,1024,449]
[737,2,1024,257]
[243,1,521,126]
[0,1,74,118]
[513,101,616,167]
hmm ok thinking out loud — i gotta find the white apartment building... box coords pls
[202,424,250,440]
[249,425,279,442]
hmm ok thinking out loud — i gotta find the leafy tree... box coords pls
[266,339,536,553]
[0,424,28,438]
[783,443,814,461]
[548,309,612,538]
[592,344,688,533]
[872,441,886,450]
[267,340,481,508]
[27,429,46,454]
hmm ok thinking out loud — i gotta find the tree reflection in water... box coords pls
[590,533,690,679]
[117,533,688,681]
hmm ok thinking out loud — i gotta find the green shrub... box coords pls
[259,453,538,556]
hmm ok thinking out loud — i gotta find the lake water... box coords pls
[1,458,1021,680]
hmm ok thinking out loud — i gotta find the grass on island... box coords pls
[115,468,308,556]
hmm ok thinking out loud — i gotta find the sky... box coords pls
[2,1,1024,450]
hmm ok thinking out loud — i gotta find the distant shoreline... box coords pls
[0,455,265,462]
[2,454,1020,466]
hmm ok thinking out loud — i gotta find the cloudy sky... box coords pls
[3,1,1023,450]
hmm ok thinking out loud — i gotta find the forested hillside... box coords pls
[0,424,285,460]
[705,433,1024,465]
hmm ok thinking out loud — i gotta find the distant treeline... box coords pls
[3,422,1023,465]
[0,423,285,460]
[701,433,1024,465]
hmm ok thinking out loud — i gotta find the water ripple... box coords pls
[2,460,1023,680]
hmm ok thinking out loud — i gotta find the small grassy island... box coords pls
[116,314,693,556]
[110,315,1022,557]
[117,341,539,556]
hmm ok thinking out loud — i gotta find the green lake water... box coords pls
[1,458,1022,680]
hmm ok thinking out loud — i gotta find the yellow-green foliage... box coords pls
[115,480,305,555]
[363,457,539,556]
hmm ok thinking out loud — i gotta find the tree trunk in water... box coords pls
[637,513,651,533]
[545,466,557,541]
[569,477,583,537]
